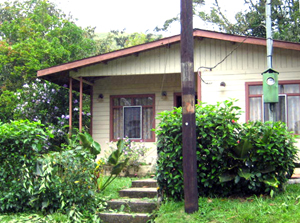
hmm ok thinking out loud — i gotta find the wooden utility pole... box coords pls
[180,0,199,213]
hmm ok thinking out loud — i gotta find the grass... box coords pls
[101,176,132,199]
[154,184,300,223]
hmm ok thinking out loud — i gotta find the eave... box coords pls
[37,29,300,80]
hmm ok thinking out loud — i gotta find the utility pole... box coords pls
[180,0,199,213]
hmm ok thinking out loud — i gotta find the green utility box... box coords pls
[261,68,279,103]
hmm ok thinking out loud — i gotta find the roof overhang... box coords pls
[37,29,300,90]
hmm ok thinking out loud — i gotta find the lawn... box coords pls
[155,183,300,223]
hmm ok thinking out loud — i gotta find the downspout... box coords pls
[266,0,273,69]
[266,0,275,122]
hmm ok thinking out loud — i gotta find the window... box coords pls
[110,94,155,141]
[246,82,300,134]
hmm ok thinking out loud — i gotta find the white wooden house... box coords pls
[37,29,300,163]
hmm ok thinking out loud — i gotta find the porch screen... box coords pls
[248,83,300,134]
[111,95,155,141]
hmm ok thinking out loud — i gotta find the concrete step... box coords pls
[99,179,158,223]
[99,212,151,223]
[131,179,157,188]
[107,198,157,213]
[288,178,300,184]
[119,187,157,198]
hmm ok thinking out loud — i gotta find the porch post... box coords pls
[79,76,83,133]
[69,77,73,135]
[89,86,93,136]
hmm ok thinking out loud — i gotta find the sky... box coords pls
[0,0,248,36]
[49,0,247,36]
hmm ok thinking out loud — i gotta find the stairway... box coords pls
[99,179,158,223]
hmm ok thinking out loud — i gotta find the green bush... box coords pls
[27,149,99,214]
[24,132,103,216]
[0,120,53,212]
[0,90,18,123]
[156,100,298,200]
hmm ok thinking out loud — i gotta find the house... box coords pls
[37,29,300,163]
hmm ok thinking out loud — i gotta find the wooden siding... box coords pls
[70,37,300,158]
[92,73,185,161]
[71,38,300,78]
[71,43,181,77]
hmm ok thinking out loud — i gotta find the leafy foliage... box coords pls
[158,0,300,43]
[11,80,91,148]
[0,120,53,212]
[96,29,162,53]
[78,132,101,159]
[0,124,130,222]
[198,0,300,42]
[0,127,105,221]
[106,137,151,169]
[0,90,18,123]
[0,0,98,90]
[154,0,205,32]
[96,139,130,192]
[155,100,298,200]
[24,132,102,219]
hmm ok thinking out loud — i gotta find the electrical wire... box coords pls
[197,35,250,83]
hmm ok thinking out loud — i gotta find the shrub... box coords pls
[156,100,298,200]
[0,120,53,212]
[24,132,102,215]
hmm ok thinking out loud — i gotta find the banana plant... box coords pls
[78,132,101,159]
[219,137,279,191]
[219,138,253,183]
[97,139,129,192]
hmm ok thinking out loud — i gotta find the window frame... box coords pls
[110,94,155,142]
[246,80,300,134]
[263,94,287,123]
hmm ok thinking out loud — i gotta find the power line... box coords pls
[197,35,250,75]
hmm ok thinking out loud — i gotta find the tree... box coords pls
[199,0,300,42]
[0,90,18,123]
[96,29,162,53]
[154,0,205,32]
[0,0,99,90]
[0,0,163,136]
[157,0,300,43]
[12,80,91,148]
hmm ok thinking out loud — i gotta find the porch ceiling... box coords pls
[41,71,105,94]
